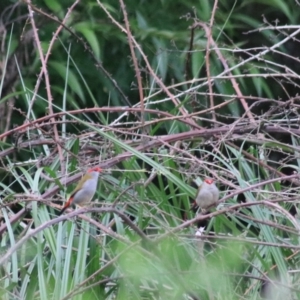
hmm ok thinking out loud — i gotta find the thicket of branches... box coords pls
[1,0,300,299]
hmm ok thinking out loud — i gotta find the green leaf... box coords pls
[49,61,85,102]
[74,22,101,60]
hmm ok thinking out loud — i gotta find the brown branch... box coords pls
[195,21,256,124]
[26,0,64,171]
[156,176,300,242]
[0,206,150,266]
[185,24,195,81]
[26,1,132,108]
[205,0,219,125]
[0,106,201,141]
[119,0,144,128]
[3,103,300,142]
[233,211,299,235]
[182,234,300,250]
[96,0,198,127]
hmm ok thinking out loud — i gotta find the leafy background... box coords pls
[1,0,300,299]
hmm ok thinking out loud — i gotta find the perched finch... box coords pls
[58,167,102,215]
[192,178,219,211]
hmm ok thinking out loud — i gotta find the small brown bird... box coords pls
[58,167,102,215]
[192,178,219,210]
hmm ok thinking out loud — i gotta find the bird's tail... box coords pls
[190,201,198,211]
[58,197,73,215]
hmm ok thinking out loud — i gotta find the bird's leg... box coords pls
[200,208,207,215]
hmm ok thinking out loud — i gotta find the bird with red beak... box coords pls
[192,178,219,211]
[58,167,102,215]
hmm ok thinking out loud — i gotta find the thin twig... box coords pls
[119,0,144,129]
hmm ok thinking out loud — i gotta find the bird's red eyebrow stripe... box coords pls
[204,179,213,184]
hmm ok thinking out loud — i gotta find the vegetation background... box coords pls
[1,0,300,299]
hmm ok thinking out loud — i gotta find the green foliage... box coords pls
[1,0,300,299]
